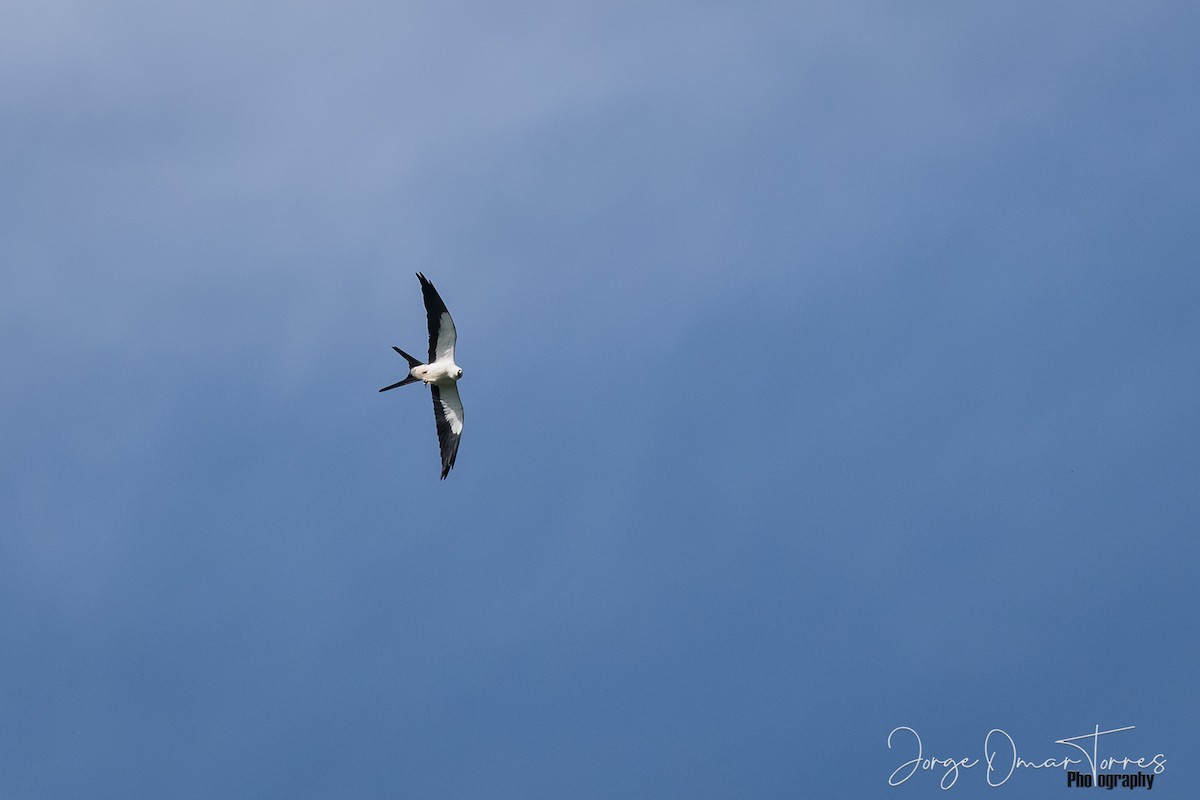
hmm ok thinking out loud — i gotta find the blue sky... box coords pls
[2,1,1198,797]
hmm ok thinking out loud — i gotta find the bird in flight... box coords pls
[380,273,464,479]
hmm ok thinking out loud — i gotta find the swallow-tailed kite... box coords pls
[380,273,464,479]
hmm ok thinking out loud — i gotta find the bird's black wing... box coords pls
[417,272,457,364]
[430,383,463,479]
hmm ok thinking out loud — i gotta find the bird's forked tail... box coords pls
[379,346,424,392]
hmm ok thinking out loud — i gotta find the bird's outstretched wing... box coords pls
[430,384,463,479]
[417,272,456,363]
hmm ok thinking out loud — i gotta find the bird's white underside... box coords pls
[411,359,460,386]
